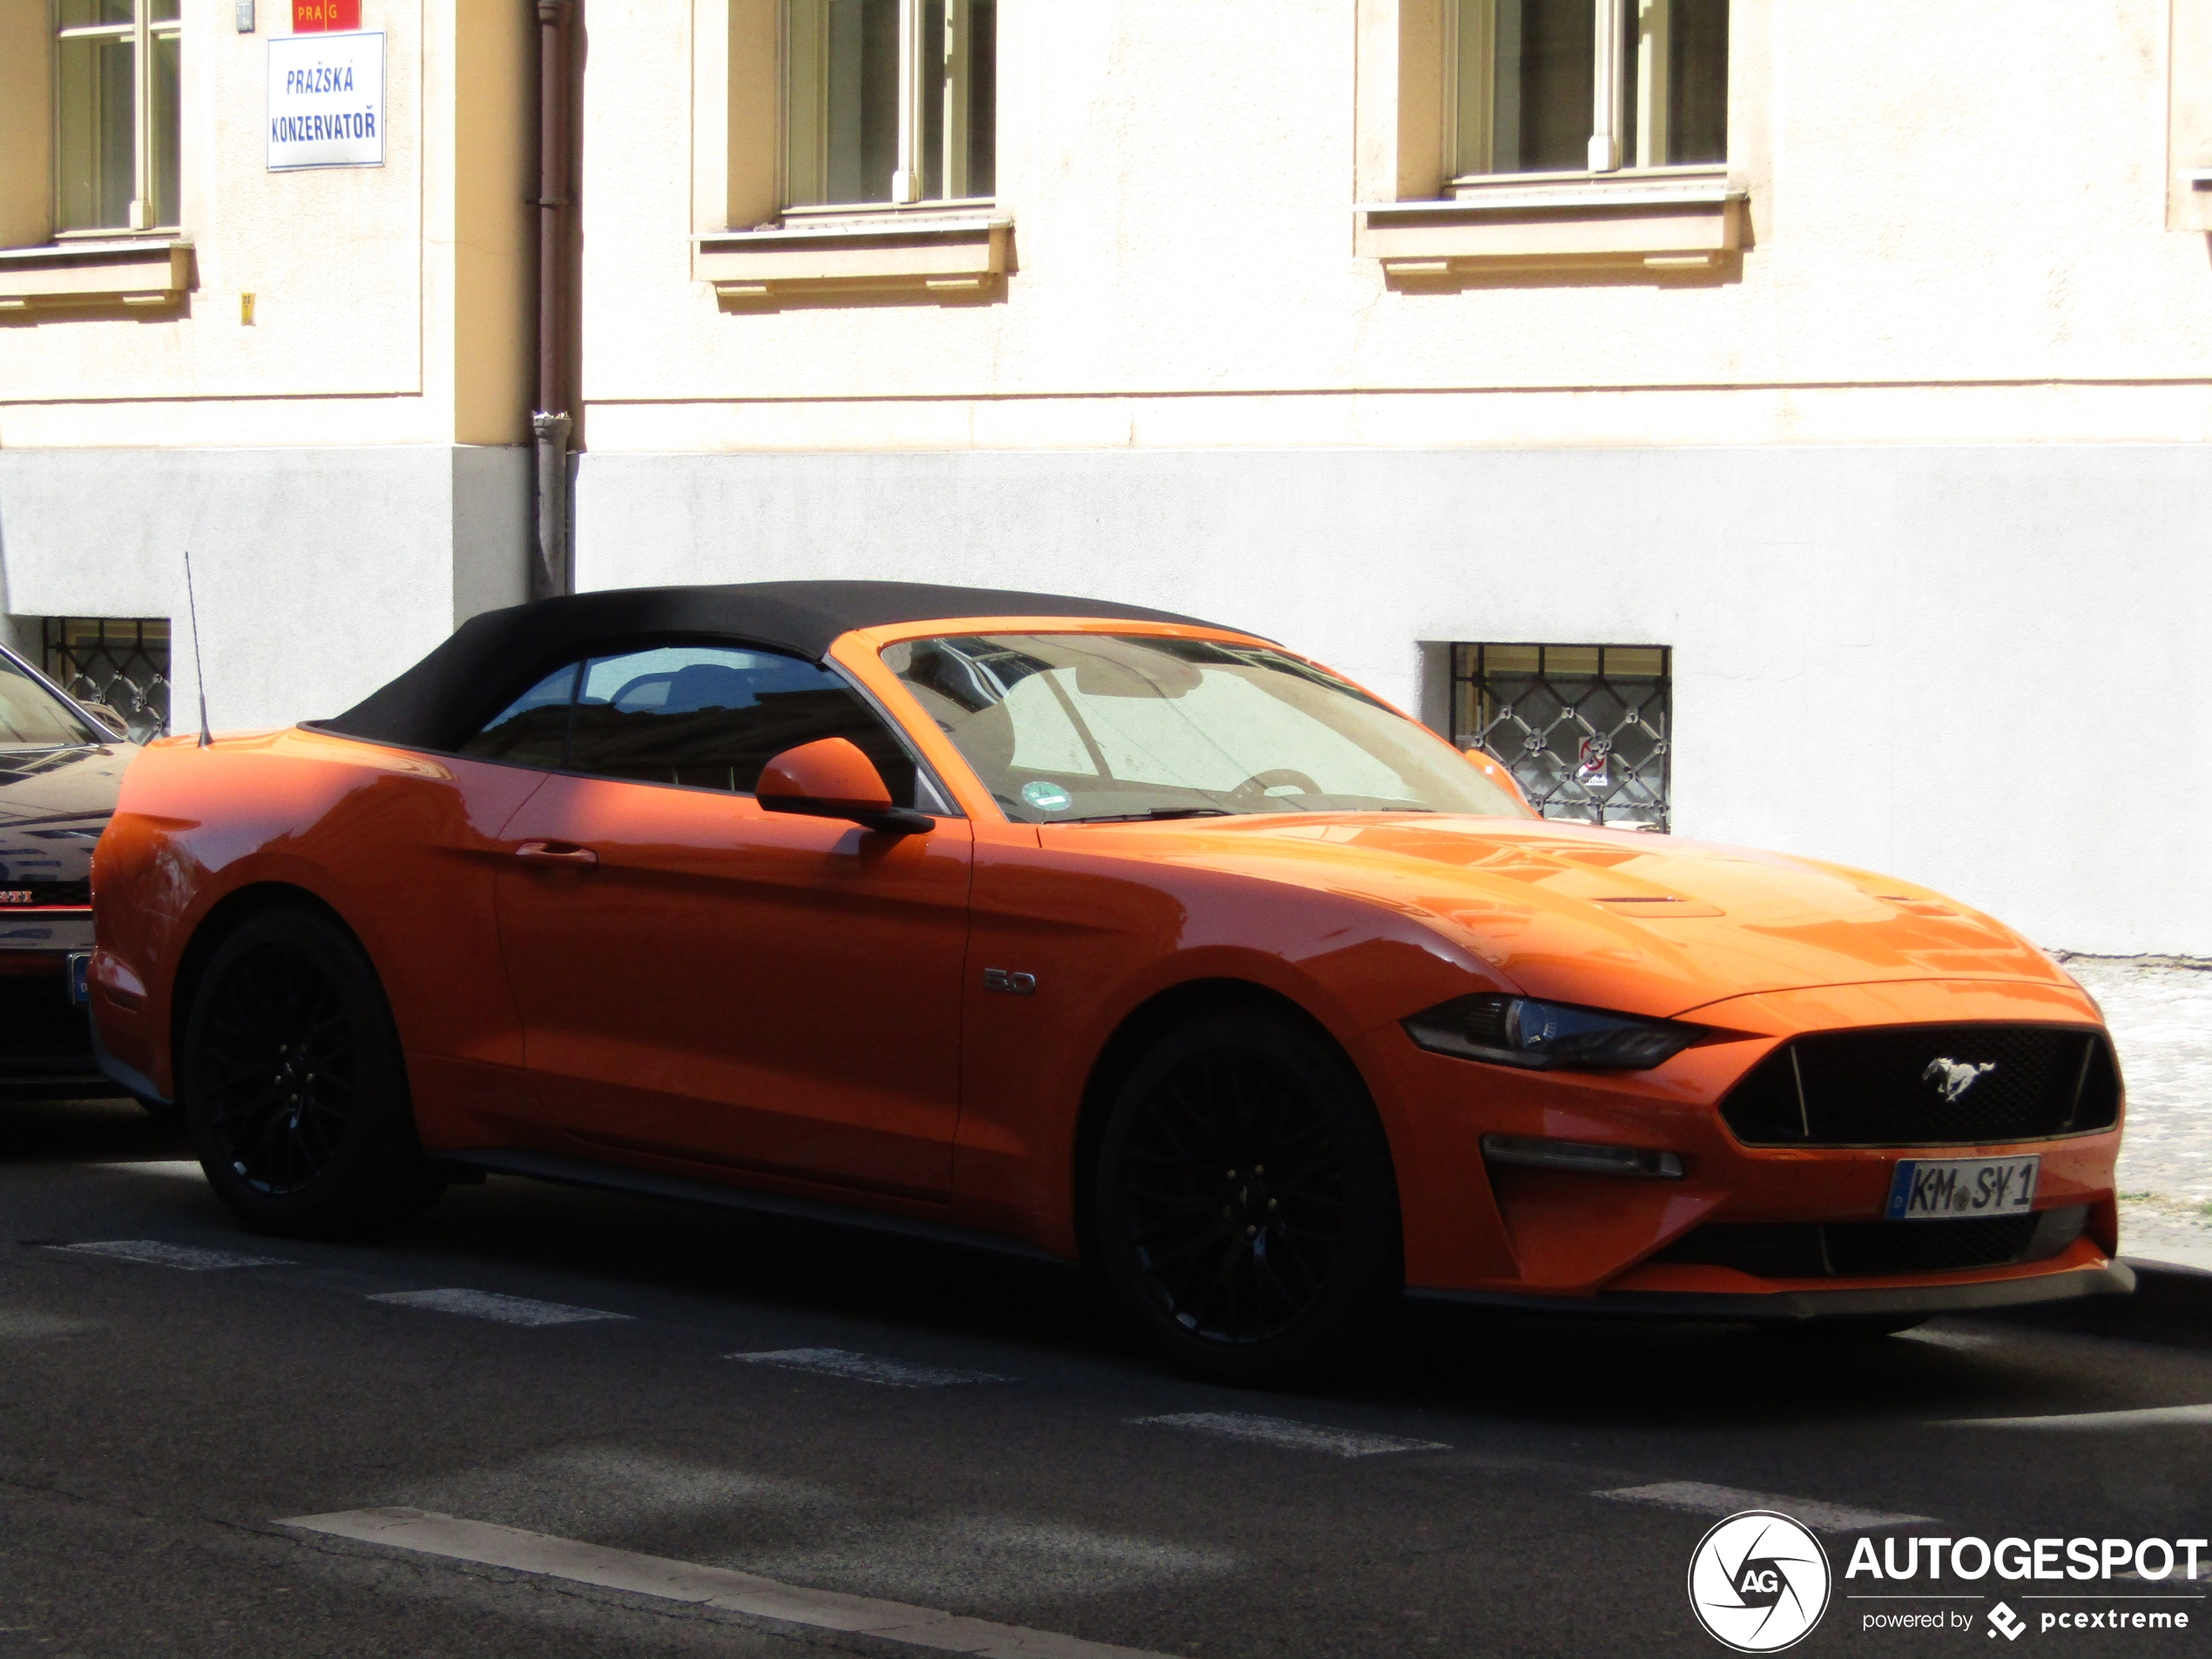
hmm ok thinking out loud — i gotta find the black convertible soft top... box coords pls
[316,580,1223,752]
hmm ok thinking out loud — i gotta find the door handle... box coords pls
[515,840,599,867]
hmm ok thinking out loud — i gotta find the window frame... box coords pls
[43,616,171,740]
[1449,642,1672,833]
[456,637,960,816]
[781,0,994,212]
[52,0,181,236]
[1447,0,1717,182]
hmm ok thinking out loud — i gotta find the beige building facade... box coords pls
[2,0,2209,952]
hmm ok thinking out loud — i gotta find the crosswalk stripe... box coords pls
[727,1348,1011,1387]
[50,1239,293,1271]
[368,1289,627,1326]
[1598,1481,1930,1532]
[1942,1403,2212,1431]
[282,1508,1177,1659]
[1132,1412,1448,1458]
[0,1309,98,1339]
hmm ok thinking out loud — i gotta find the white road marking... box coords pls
[368,1289,628,1326]
[1942,1403,2212,1431]
[283,1508,1178,1659]
[97,1160,207,1181]
[51,1239,293,1271]
[1132,1412,1449,1458]
[0,1309,98,1339]
[728,1348,1012,1387]
[1895,1327,2000,1352]
[1599,1481,1931,1532]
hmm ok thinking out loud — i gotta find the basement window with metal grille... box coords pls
[43,617,172,741]
[1450,643,1670,831]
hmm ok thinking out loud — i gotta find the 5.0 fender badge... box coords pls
[982,968,1037,995]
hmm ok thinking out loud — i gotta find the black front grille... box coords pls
[1656,1208,2084,1279]
[1720,1023,2119,1148]
[0,969,96,1069]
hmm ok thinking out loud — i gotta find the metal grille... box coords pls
[1720,1024,2121,1149]
[1450,644,1670,832]
[43,617,171,740]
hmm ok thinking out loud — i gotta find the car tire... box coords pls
[1092,1010,1402,1386]
[180,908,443,1238]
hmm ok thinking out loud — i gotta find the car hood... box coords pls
[1069,813,2071,1020]
[0,743,135,903]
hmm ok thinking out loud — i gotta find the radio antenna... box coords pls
[183,549,212,747]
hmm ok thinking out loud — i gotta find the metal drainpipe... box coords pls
[530,0,576,602]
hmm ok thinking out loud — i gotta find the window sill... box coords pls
[0,237,195,312]
[1356,172,1745,279]
[693,213,1011,304]
[2185,170,2212,189]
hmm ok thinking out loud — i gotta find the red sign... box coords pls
[293,0,361,30]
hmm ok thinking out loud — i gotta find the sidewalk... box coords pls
[2060,955,2212,1272]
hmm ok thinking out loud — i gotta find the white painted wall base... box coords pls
[0,446,529,732]
[575,444,2210,956]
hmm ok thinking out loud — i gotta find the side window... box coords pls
[565,644,922,805]
[460,663,578,767]
[785,0,996,208]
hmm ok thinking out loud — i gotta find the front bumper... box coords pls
[1372,977,2127,1301]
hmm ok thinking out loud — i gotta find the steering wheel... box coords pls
[1230,768,1323,805]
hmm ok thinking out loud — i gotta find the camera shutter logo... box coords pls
[1687,1510,1831,1652]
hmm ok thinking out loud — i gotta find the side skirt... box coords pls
[435,1147,1072,1268]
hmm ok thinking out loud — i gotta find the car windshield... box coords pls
[883,633,1534,825]
[0,654,98,752]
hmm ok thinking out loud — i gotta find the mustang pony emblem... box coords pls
[1923,1056,1998,1103]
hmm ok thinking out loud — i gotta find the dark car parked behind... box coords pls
[0,646,138,1103]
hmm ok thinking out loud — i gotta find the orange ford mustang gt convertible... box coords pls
[87,582,2128,1380]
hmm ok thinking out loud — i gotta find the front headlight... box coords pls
[1402,993,1702,1072]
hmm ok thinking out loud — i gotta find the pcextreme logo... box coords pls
[1848,1532,2203,1640]
[1688,1510,1832,1652]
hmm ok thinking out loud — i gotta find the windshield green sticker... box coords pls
[1022,781,1073,813]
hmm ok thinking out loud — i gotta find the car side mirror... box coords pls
[758,738,933,834]
[82,703,132,741]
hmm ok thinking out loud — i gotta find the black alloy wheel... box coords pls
[182,908,442,1238]
[1094,1011,1401,1384]
[198,938,355,1195]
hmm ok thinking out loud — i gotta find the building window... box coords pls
[1451,643,1670,831]
[55,0,180,233]
[1453,0,1725,177]
[44,617,171,740]
[785,0,995,208]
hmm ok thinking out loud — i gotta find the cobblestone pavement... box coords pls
[2060,955,2212,1270]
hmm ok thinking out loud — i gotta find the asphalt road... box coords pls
[4,1098,2209,1659]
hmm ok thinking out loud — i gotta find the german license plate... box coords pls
[1885,1156,2040,1220]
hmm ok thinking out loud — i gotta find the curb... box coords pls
[1980,1258,2212,1347]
